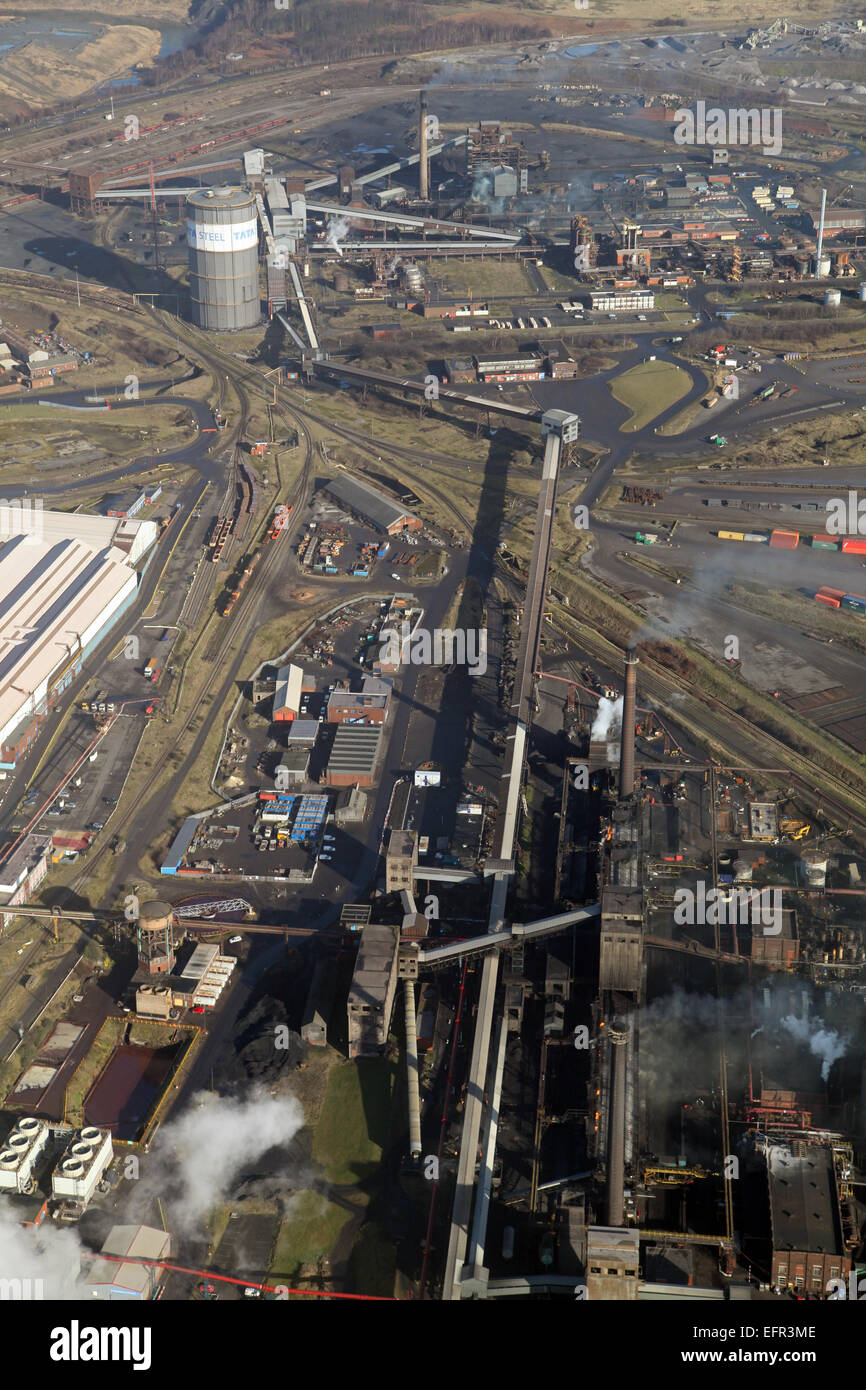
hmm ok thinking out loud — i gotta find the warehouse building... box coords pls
[273,662,303,721]
[326,677,391,725]
[0,511,157,769]
[82,1224,171,1300]
[347,923,399,1059]
[323,724,382,787]
[323,475,421,536]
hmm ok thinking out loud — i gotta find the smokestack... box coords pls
[815,188,827,275]
[618,649,638,800]
[606,1022,628,1226]
[419,89,429,202]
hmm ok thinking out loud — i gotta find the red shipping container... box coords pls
[817,586,846,598]
[841,537,866,554]
[769,529,799,548]
[815,593,840,608]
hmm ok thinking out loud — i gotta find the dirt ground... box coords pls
[0,26,161,107]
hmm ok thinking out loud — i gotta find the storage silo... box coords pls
[186,186,260,332]
[824,288,842,308]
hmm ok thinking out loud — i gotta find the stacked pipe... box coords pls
[606,1021,629,1226]
[619,648,638,800]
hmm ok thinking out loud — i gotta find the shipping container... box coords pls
[841,538,866,554]
[817,587,846,600]
[811,537,839,550]
[769,529,799,549]
[814,593,841,608]
[718,531,745,541]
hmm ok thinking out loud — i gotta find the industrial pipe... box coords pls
[619,649,638,800]
[815,188,827,276]
[606,1022,628,1226]
[404,980,423,1156]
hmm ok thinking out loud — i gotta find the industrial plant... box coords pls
[0,2,865,1333]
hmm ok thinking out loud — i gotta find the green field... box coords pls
[609,360,693,433]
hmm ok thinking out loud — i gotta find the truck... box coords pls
[143,655,158,680]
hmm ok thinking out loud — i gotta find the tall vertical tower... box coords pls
[419,90,429,201]
[186,186,260,331]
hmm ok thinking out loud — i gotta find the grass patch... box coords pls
[312,1057,396,1185]
[609,360,693,433]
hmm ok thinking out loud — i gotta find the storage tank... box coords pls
[824,288,842,308]
[859,283,866,303]
[815,254,832,277]
[334,270,350,293]
[186,186,260,332]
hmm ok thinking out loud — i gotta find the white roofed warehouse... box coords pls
[0,510,157,767]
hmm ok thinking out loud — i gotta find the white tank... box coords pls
[859,283,866,303]
[824,288,841,307]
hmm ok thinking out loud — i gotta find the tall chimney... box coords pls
[419,90,429,202]
[814,187,827,275]
[606,1021,628,1226]
[619,649,638,800]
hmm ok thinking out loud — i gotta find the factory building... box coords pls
[0,834,52,909]
[386,830,418,894]
[322,474,421,535]
[0,511,157,769]
[0,1117,50,1194]
[273,662,303,721]
[326,677,391,725]
[82,1224,171,1300]
[135,942,237,1017]
[347,923,399,1059]
[322,724,383,788]
[588,290,655,312]
[766,1141,851,1293]
[51,1127,113,1211]
[475,354,544,383]
[186,186,260,332]
[585,1227,640,1301]
[809,209,866,239]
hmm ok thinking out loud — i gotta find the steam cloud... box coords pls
[325,215,350,257]
[779,1014,848,1084]
[0,1215,81,1299]
[152,1087,305,1233]
[0,1086,306,1296]
[591,695,623,741]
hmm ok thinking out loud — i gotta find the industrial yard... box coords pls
[0,5,864,1359]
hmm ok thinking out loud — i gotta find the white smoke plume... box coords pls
[779,1014,848,1084]
[325,215,350,257]
[0,1214,82,1299]
[591,695,622,742]
[151,1087,305,1234]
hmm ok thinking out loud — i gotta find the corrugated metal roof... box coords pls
[326,724,382,774]
[323,475,417,531]
[0,528,143,747]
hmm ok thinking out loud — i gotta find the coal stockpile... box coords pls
[217,961,309,1086]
